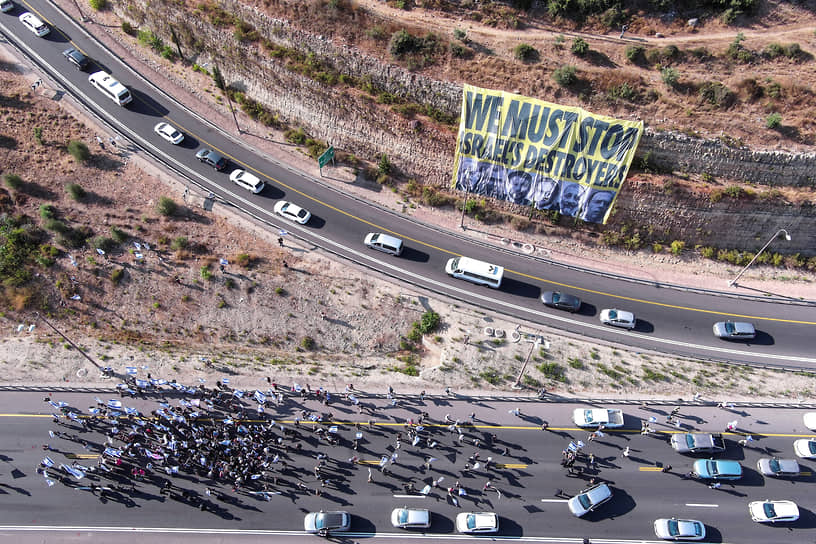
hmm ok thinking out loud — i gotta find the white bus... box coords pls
[88,71,133,106]
[445,256,503,289]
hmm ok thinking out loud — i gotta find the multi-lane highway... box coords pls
[1,388,816,543]
[0,0,814,369]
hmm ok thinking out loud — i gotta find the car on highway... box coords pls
[712,321,756,340]
[303,510,350,535]
[749,500,799,523]
[62,48,90,71]
[364,232,403,256]
[757,457,800,477]
[573,408,624,428]
[793,438,816,458]
[599,308,636,329]
[391,507,431,529]
[568,483,612,517]
[19,12,50,37]
[274,200,311,225]
[692,459,743,480]
[195,148,227,170]
[670,432,726,454]
[653,518,706,540]
[229,169,265,194]
[154,122,184,145]
[541,291,581,312]
[455,512,498,534]
[0,0,15,13]
[803,412,816,431]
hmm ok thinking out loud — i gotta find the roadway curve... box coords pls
[0,0,814,368]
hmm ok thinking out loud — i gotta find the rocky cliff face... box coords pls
[110,0,815,254]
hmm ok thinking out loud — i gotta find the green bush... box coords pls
[39,204,57,220]
[300,336,316,350]
[4,174,23,191]
[92,236,116,253]
[766,112,782,129]
[89,0,107,10]
[652,243,663,254]
[453,28,467,41]
[156,196,178,217]
[137,29,163,52]
[33,127,43,145]
[670,240,686,255]
[700,246,716,259]
[170,236,188,251]
[419,310,441,334]
[200,265,213,281]
[552,65,577,87]
[554,34,565,49]
[160,46,177,61]
[784,43,802,59]
[763,42,784,59]
[514,43,538,62]
[698,81,735,109]
[65,183,86,201]
[661,67,679,87]
[67,140,90,163]
[625,45,645,63]
[121,21,135,35]
[571,37,589,56]
[388,29,420,57]
[110,226,127,243]
[111,268,124,285]
[378,154,392,176]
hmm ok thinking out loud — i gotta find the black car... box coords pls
[541,291,581,312]
[195,148,227,171]
[62,48,90,71]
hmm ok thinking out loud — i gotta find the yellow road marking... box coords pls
[65,453,98,459]
[496,463,527,469]
[356,460,381,465]
[639,467,664,471]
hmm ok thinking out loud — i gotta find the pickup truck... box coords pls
[670,432,726,454]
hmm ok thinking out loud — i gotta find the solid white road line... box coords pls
[685,503,720,507]
[393,494,427,498]
[540,499,569,503]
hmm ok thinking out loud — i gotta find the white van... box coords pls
[88,71,132,106]
[364,232,403,256]
[229,169,265,194]
[445,256,503,288]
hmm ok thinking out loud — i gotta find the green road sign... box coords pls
[318,146,335,168]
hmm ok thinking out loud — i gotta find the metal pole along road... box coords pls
[728,228,791,287]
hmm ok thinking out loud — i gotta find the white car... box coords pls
[153,122,184,144]
[303,510,350,534]
[19,12,50,37]
[573,408,624,428]
[599,308,636,329]
[455,512,498,534]
[229,169,265,194]
[1,0,15,14]
[274,200,311,225]
[749,500,799,523]
[803,412,816,431]
[793,438,816,458]
[391,507,431,529]
[568,483,612,517]
[653,518,706,540]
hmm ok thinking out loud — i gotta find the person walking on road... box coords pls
[621,446,630,458]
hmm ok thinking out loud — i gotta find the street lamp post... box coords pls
[513,337,541,389]
[728,228,791,287]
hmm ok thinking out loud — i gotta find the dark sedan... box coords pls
[541,291,581,312]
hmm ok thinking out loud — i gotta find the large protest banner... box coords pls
[451,84,644,224]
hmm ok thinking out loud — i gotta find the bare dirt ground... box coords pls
[0,1,813,403]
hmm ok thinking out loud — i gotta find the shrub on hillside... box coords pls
[67,140,90,163]
[552,65,577,87]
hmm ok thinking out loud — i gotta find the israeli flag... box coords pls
[568,442,579,452]
[222,378,230,384]
[60,464,85,480]
[328,426,338,434]
[420,485,431,495]
[379,456,388,467]
[69,255,77,267]
[219,258,229,265]
[254,390,266,404]
[412,435,420,446]
[133,242,141,250]
[67,413,81,422]
[126,367,138,375]
[49,401,68,409]
[45,479,55,487]
[199,378,206,383]
[233,390,244,399]
[96,248,105,256]
[125,407,139,416]
[135,379,149,388]
[577,440,585,449]
[219,439,231,446]
[42,457,55,467]
[190,399,200,407]
[143,242,150,251]
[238,425,249,434]
[293,383,302,392]
[355,432,363,440]
[154,379,168,386]
[134,252,143,261]
[70,294,81,300]
[185,387,197,394]
[223,418,234,425]
[250,473,261,480]
[103,448,122,458]
[179,400,191,408]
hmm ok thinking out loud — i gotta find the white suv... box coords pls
[19,12,50,37]
[229,169,264,194]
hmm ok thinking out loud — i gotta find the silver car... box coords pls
[654,518,706,540]
[712,321,755,340]
[391,507,431,529]
[568,483,612,517]
[757,457,800,477]
[304,510,350,535]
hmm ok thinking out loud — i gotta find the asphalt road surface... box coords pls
[1,386,816,543]
[0,1,814,369]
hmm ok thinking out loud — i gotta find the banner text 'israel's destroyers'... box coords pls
[451,85,643,224]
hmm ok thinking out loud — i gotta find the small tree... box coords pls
[766,112,782,129]
[661,67,679,87]
[65,183,86,201]
[156,196,178,217]
[552,65,577,87]
[513,43,538,63]
[88,0,107,10]
[67,140,90,163]
[378,154,392,176]
[571,37,589,56]
[4,174,23,191]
